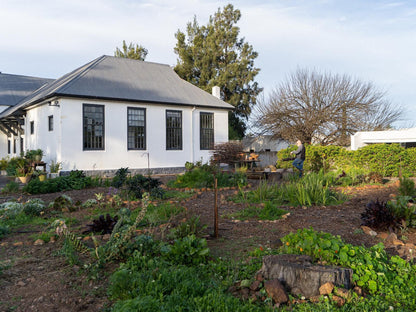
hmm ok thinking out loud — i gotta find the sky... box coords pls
[1,0,415,127]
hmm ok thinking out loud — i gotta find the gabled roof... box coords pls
[0,55,233,117]
[0,73,52,107]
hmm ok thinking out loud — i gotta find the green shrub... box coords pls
[0,202,24,219]
[126,174,164,199]
[398,176,416,197]
[387,195,416,228]
[23,198,46,216]
[0,224,10,238]
[112,167,130,188]
[162,235,209,265]
[48,195,74,212]
[168,163,247,189]
[277,143,416,177]
[6,157,22,176]
[168,216,206,239]
[22,170,94,194]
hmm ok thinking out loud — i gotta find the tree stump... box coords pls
[258,254,353,298]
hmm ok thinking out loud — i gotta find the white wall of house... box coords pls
[0,131,24,159]
[351,128,416,150]
[0,134,9,157]
[24,98,228,172]
[25,102,61,168]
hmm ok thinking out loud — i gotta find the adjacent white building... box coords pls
[351,128,416,150]
[0,56,233,175]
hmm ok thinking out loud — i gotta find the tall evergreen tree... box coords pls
[115,40,148,61]
[174,4,262,139]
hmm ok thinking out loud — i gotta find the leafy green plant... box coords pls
[0,157,9,170]
[279,228,416,309]
[169,163,247,189]
[23,198,46,216]
[0,224,10,239]
[0,202,24,220]
[1,181,20,194]
[126,174,163,199]
[23,170,96,194]
[168,216,206,239]
[48,195,74,212]
[112,167,130,188]
[49,160,62,173]
[398,176,416,197]
[81,198,98,208]
[387,195,416,228]
[163,235,209,265]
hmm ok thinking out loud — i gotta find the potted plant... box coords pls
[25,149,44,164]
[16,160,33,183]
[33,169,47,181]
[49,160,62,178]
[33,149,44,163]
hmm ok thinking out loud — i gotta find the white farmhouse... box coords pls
[0,56,233,175]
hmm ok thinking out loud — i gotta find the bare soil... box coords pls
[0,178,413,312]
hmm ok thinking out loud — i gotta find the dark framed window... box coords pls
[83,104,104,150]
[13,139,17,153]
[127,107,146,150]
[20,137,24,153]
[48,115,54,131]
[166,110,182,150]
[30,121,34,135]
[7,140,10,154]
[200,112,214,150]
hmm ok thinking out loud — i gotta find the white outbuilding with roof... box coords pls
[351,128,416,150]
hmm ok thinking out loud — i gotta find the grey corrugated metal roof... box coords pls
[0,73,52,107]
[0,55,233,118]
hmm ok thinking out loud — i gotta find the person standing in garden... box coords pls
[290,140,306,177]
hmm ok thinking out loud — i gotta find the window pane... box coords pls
[128,107,146,150]
[166,110,182,150]
[48,115,54,131]
[200,112,214,150]
[83,104,104,150]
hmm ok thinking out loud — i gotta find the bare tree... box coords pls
[253,68,403,146]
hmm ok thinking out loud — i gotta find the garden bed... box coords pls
[0,177,412,311]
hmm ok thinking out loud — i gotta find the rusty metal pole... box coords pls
[214,177,218,238]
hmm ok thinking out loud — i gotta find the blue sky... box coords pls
[1,0,415,127]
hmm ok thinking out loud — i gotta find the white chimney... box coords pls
[212,86,221,99]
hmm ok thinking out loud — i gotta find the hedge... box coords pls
[277,143,416,177]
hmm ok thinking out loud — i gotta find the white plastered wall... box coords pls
[35,98,229,171]
[24,102,61,169]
